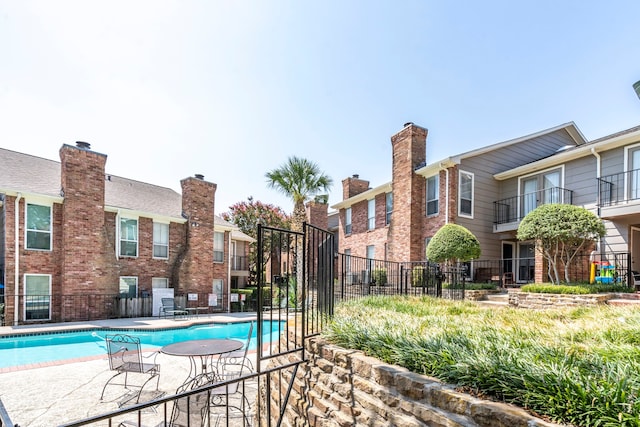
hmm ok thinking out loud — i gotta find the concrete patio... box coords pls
[0,313,262,426]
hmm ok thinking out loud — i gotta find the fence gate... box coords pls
[254,223,335,426]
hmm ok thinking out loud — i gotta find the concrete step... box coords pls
[484,293,509,302]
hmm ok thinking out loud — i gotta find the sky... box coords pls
[1,1,640,216]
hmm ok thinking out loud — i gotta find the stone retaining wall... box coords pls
[264,333,560,427]
[464,289,501,301]
[508,291,613,309]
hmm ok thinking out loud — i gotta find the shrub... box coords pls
[372,268,387,286]
[522,283,634,294]
[412,266,427,287]
[426,224,480,263]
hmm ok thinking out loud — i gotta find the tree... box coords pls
[221,196,290,239]
[220,197,291,282]
[265,156,333,231]
[517,204,605,284]
[426,224,481,264]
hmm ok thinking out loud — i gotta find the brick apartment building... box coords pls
[0,142,253,325]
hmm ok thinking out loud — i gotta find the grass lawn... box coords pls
[323,295,640,426]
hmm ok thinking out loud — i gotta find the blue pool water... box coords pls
[0,321,283,369]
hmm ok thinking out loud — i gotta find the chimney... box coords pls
[76,141,91,150]
[341,175,370,199]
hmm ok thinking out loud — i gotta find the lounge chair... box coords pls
[159,297,188,318]
[219,321,255,373]
[100,334,161,405]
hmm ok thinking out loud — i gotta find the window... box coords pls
[385,193,393,225]
[153,222,169,259]
[520,167,563,217]
[119,217,138,257]
[459,171,474,217]
[26,203,52,250]
[426,175,439,216]
[119,276,138,298]
[366,245,375,260]
[345,208,352,234]
[214,232,225,262]
[24,274,51,321]
[628,146,640,199]
[367,199,375,230]
[211,279,223,307]
[152,278,168,288]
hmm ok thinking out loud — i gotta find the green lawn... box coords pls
[323,295,640,426]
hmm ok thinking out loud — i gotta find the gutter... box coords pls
[14,193,21,326]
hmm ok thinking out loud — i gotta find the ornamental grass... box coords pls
[323,296,640,426]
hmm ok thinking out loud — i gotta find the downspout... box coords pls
[440,163,449,224]
[591,147,603,260]
[14,193,21,326]
[227,231,232,313]
[591,147,601,214]
[115,210,121,260]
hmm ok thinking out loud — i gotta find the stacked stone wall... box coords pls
[264,333,559,427]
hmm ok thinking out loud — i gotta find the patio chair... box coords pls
[160,297,188,318]
[119,373,213,427]
[101,334,161,405]
[219,321,255,373]
[208,367,252,426]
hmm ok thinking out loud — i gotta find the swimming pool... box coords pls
[0,321,283,369]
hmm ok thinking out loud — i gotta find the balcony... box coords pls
[493,187,574,232]
[597,169,640,218]
[231,255,249,271]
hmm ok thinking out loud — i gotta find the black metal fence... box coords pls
[0,293,231,326]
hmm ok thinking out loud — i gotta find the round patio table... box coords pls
[161,339,243,383]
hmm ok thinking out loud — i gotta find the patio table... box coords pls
[161,339,243,383]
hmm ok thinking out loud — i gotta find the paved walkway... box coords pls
[0,313,263,426]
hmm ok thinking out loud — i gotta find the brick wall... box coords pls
[305,201,328,230]
[264,333,559,427]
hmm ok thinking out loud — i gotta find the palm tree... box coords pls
[265,156,333,231]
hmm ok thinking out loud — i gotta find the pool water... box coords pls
[0,321,283,369]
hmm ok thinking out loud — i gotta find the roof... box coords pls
[416,122,586,178]
[331,182,392,210]
[494,124,640,180]
[0,146,247,237]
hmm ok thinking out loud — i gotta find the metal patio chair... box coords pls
[119,373,213,427]
[101,334,161,405]
[219,321,255,373]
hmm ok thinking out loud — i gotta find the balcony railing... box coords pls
[231,255,249,271]
[597,169,640,207]
[494,187,573,225]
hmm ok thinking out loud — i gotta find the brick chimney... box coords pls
[59,143,109,294]
[388,122,428,262]
[179,174,217,293]
[341,174,370,199]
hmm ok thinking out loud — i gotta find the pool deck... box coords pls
[0,312,273,426]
